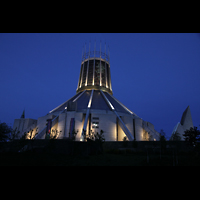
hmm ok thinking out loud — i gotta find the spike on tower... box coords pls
[21,109,25,118]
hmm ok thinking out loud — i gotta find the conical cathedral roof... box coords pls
[49,42,137,117]
[50,89,137,116]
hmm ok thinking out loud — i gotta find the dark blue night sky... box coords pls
[1,33,200,139]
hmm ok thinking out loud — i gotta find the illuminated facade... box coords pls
[13,42,160,141]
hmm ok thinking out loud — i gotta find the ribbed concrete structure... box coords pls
[171,106,194,140]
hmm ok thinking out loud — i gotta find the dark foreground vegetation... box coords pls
[1,150,200,166]
[1,140,200,166]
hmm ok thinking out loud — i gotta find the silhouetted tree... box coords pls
[122,136,128,147]
[10,127,20,140]
[26,127,38,140]
[159,129,167,158]
[71,129,78,141]
[159,129,166,141]
[171,131,181,141]
[0,122,12,142]
[50,129,61,139]
[183,127,200,146]
[94,129,105,142]
[123,136,127,142]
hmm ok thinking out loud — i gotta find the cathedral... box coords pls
[13,42,160,141]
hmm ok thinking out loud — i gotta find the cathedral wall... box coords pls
[123,115,134,140]
[142,121,159,141]
[37,114,55,135]
[134,118,143,141]
[117,119,126,141]
[91,112,117,141]
[147,121,154,131]
[65,112,76,138]
[75,112,84,141]
[57,113,66,138]
[13,118,37,139]
[143,130,149,141]
[13,119,23,136]
[31,111,156,141]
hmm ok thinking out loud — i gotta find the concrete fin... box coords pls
[180,105,193,129]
